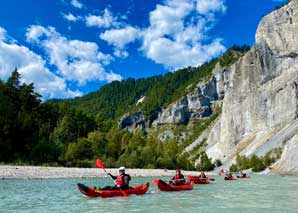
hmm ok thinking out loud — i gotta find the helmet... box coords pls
[118,166,125,171]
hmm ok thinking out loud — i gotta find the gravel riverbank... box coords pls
[0,165,212,179]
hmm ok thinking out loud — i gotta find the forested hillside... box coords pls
[66,45,250,127]
[0,45,249,169]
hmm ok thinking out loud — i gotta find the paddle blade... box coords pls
[152,179,159,185]
[209,178,215,181]
[96,159,105,169]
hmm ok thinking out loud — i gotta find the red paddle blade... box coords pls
[152,179,159,185]
[96,159,105,168]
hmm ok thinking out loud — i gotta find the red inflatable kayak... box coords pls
[77,182,149,198]
[237,175,251,179]
[156,180,194,191]
[224,176,237,180]
[187,176,212,184]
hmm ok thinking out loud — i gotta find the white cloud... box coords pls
[148,0,193,37]
[113,49,129,58]
[0,27,6,41]
[144,37,225,69]
[0,27,81,99]
[26,25,122,85]
[63,13,80,22]
[26,25,53,41]
[96,0,226,68]
[196,0,226,16]
[100,26,140,48]
[71,0,83,9]
[100,26,140,58]
[85,8,119,28]
[140,0,226,69]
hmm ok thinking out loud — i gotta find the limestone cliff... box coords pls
[118,0,298,175]
[204,0,298,175]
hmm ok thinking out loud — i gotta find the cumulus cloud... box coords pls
[100,26,140,58]
[100,26,140,48]
[85,8,119,28]
[63,13,80,22]
[26,25,122,85]
[97,0,226,68]
[140,0,226,69]
[196,0,226,16]
[70,0,83,9]
[0,27,81,99]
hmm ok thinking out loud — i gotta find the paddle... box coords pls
[95,159,128,197]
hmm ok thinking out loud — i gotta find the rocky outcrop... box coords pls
[118,111,146,132]
[203,1,298,173]
[119,74,223,130]
[152,87,212,126]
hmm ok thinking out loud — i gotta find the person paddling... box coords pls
[102,167,131,190]
[225,171,234,179]
[239,170,247,177]
[198,170,207,179]
[170,169,185,186]
[218,169,225,175]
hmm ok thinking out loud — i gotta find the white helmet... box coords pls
[118,166,125,171]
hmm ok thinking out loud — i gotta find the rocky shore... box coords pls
[0,165,211,179]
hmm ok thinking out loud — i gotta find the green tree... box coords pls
[250,155,266,172]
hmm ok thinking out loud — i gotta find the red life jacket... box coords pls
[173,175,184,185]
[116,174,131,186]
[199,174,207,179]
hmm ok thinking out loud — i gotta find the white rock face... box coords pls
[271,134,298,175]
[256,0,298,57]
[204,0,298,174]
[152,87,213,126]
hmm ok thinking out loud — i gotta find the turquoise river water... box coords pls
[0,174,298,212]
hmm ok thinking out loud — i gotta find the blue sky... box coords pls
[0,0,287,99]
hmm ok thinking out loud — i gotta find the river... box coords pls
[1,174,298,212]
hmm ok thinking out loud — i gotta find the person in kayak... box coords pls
[225,172,234,179]
[102,167,131,190]
[218,169,225,175]
[170,169,185,186]
[239,170,247,177]
[198,170,207,179]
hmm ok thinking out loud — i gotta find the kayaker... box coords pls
[218,169,225,175]
[102,166,131,190]
[171,169,185,186]
[239,170,247,177]
[225,172,234,179]
[198,170,207,179]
